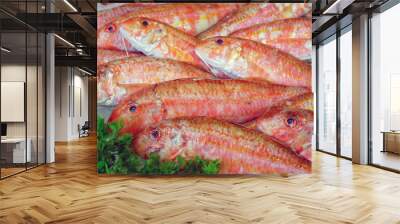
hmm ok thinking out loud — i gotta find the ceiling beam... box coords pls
[67,13,96,46]
[323,0,356,14]
[55,55,96,69]
[13,13,81,32]
[312,15,336,33]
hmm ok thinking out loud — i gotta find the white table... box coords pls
[1,138,31,163]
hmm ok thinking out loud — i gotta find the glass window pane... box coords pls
[312,45,317,151]
[1,31,27,177]
[340,29,352,158]
[318,37,337,154]
[371,4,400,171]
[0,0,46,179]
[27,31,38,168]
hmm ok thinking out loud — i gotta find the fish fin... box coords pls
[214,72,232,79]
[206,67,231,79]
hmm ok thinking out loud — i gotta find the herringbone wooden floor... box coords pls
[1,136,400,224]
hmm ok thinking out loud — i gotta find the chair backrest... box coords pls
[82,121,90,129]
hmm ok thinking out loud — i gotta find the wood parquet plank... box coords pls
[0,135,400,224]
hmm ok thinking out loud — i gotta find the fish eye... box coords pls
[286,117,297,128]
[216,39,223,45]
[151,129,159,139]
[106,24,116,33]
[129,103,137,112]
[142,20,149,27]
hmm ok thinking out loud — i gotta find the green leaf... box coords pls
[97,161,105,173]
[109,120,123,137]
[141,153,161,174]
[176,156,185,169]
[97,161,105,169]
[160,161,179,175]
[127,154,144,173]
[110,156,127,174]
[117,134,132,147]
[183,159,200,174]
[149,153,160,160]
[97,117,105,140]
[194,156,203,166]
[105,162,111,174]
[201,160,220,175]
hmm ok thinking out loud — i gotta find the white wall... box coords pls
[55,66,69,141]
[54,67,89,141]
[1,65,26,139]
[1,65,41,137]
[72,73,89,138]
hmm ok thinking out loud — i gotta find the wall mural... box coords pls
[97,3,313,175]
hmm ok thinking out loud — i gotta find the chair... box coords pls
[78,121,90,138]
